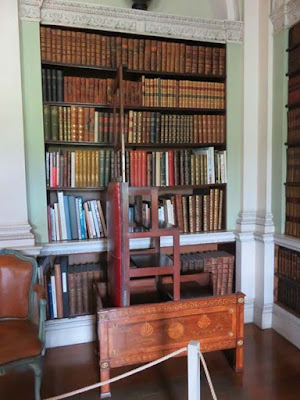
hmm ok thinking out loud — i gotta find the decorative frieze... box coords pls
[270,0,300,34]
[19,0,243,43]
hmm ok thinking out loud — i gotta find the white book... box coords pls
[75,197,82,240]
[88,210,97,238]
[209,147,215,184]
[94,111,99,142]
[93,200,103,237]
[50,274,58,318]
[56,151,60,187]
[221,151,227,183]
[57,191,67,240]
[50,152,53,187]
[50,206,56,241]
[90,201,101,238]
[165,152,169,186]
[166,200,175,225]
[71,152,75,188]
[54,203,60,241]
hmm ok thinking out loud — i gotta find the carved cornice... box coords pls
[270,0,300,34]
[18,0,243,43]
[0,224,35,248]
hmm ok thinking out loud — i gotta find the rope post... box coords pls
[187,340,200,400]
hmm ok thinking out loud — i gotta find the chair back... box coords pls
[0,249,37,319]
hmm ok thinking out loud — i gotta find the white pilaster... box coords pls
[0,0,34,248]
[236,0,275,328]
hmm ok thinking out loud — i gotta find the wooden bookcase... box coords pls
[39,25,235,327]
[40,24,227,244]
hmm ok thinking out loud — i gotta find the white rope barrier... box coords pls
[44,345,218,400]
[44,347,187,400]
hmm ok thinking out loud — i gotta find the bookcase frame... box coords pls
[41,24,227,245]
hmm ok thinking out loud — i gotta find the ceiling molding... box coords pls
[270,0,300,34]
[18,0,243,43]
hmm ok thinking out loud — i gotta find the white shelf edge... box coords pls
[38,231,236,256]
[272,303,300,350]
[274,234,300,252]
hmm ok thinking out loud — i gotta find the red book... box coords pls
[168,150,174,186]
[52,166,57,187]
[142,152,147,187]
[130,152,135,186]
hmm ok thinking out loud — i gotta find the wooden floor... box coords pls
[1,324,300,400]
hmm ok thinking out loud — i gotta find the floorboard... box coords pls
[1,324,300,400]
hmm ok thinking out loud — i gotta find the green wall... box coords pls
[272,29,288,234]
[19,16,242,243]
[20,20,48,243]
[226,43,242,230]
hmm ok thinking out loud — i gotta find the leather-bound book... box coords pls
[150,40,157,71]
[144,40,151,71]
[212,47,219,76]
[50,28,56,62]
[75,265,84,315]
[128,38,134,69]
[106,36,111,67]
[188,195,195,233]
[191,46,198,74]
[205,47,212,75]
[110,36,116,68]
[43,105,51,140]
[116,36,122,67]
[67,269,76,316]
[138,39,145,70]
[227,254,235,294]
[81,265,89,314]
[81,32,86,65]
[70,106,77,142]
[66,30,72,64]
[95,34,101,66]
[58,106,63,141]
[195,194,202,232]
[174,42,180,73]
[218,189,223,230]
[179,43,185,73]
[133,38,139,70]
[219,48,226,76]
[54,259,63,318]
[156,40,162,72]
[121,37,128,66]
[51,106,59,141]
[57,70,63,102]
[161,41,167,72]
[61,30,67,63]
[75,31,81,65]
[185,45,192,73]
[55,29,62,63]
[71,31,76,64]
[40,26,47,60]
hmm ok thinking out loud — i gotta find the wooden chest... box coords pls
[96,291,245,398]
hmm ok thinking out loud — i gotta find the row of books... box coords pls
[286,185,300,238]
[289,23,300,49]
[42,69,63,102]
[169,251,234,296]
[127,111,226,144]
[44,106,120,142]
[126,149,227,187]
[141,78,225,109]
[44,105,226,144]
[38,257,105,319]
[45,149,114,188]
[286,147,300,182]
[48,193,107,242]
[158,189,224,232]
[288,46,300,75]
[277,278,300,316]
[277,247,300,282]
[287,108,300,143]
[288,75,300,105]
[40,26,226,76]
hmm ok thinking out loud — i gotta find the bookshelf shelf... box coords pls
[45,141,226,149]
[43,101,225,114]
[45,140,113,147]
[46,187,106,191]
[41,61,226,82]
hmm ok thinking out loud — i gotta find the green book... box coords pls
[50,106,59,140]
[160,151,166,186]
[99,150,105,187]
[43,105,51,140]
[104,150,110,186]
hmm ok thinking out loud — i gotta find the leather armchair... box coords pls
[0,248,46,400]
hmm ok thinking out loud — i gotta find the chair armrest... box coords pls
[38,298,47,349]
[33,283,45,300]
